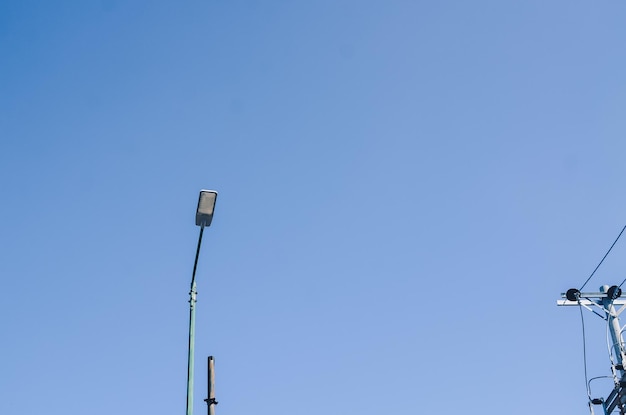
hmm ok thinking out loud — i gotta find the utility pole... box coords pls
[558,285,626,414]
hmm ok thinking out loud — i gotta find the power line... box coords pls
[579,303,592,401]
[580,225,626,291]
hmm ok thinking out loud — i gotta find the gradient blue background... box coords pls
[2,1,626,413]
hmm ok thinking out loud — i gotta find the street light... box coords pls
[196,190,217,227]
[186,190,218,415]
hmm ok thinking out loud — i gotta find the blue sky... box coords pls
[2,1,626,414]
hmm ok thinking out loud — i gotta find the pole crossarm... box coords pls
[558,300,626,306]
[557,299,626,319]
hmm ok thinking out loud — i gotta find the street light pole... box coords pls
[186,224,204,415]
[185,190,217,415]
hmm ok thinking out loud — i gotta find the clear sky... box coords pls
[2,1,626,414]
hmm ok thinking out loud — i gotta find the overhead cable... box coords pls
[580,225,626,291]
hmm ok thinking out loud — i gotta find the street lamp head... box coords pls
[196,190,218,227]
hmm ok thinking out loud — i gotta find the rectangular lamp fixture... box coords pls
[196,190,218,227]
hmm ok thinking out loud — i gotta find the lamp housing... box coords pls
[196,190,218,227]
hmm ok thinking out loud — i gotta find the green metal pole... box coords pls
[186,225,204,415]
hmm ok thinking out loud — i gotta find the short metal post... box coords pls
[204,356,218,415]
